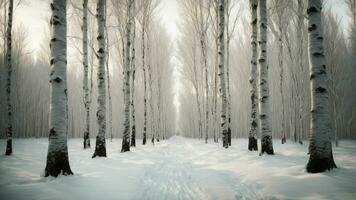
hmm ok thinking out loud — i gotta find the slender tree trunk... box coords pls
[2,1,6,134]
[297,0,305,145]
[130,3,136,147]
[4,0,13,156]
[333,103,338,147]
[248,0,258,151]
[82,0,91,149]
[148,60,155,144]
[104,4,113,143]
[106,29,113,143]
[121,0,133,152]
[44,0,73,177]
[278,21,286,144]
[199,34,209,144]
[258,0,274,155]
[225,0,232,146]
[157,75,162,142]
[226,39,231,147]
[92,0,107,158]
[142,25,147,145]
[213,8,219,143]
[146,33,155,144]
[217,0,228,148]
[306,0,336,173]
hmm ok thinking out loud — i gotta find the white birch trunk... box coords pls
[248,0,258,151]
[142,25,147,145]
[82,0,90,149]
[121,0,133,152]
[217,0,228,148]
[258,0,274,155]
[5,0,13,156]
[278,13,286,144]
[306,0,336,173]
[147,33,155,144]
[201,36,209,144]
[130,3,136,147]
[92,0,107,158]
[45,0,73,176]
[105,25,113,143]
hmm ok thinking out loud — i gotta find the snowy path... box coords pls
[134,137,267,200]
[1,137,356,200]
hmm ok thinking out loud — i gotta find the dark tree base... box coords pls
[281,136,286,144]
[121,139,130,153]
[5,139,12,155]
[248,137,258,151]
[227,128,231,146]
[222,130,228,148]
[151,138,155,144]
[131,127,136,147]
[142,136,147,145]
[306,155,337,173]
[130,139,136,147]
[92,136,106,158]
[260,135,274,155]
[45,151,73,177]
[83,131,90,149]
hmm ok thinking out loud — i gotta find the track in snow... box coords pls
[134,137,268,200]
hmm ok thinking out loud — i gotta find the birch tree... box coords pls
[217,0,228,148]
[121,0,134,152]
[44,0,73,177]
[306,0,336,173]
[225,0,239,146]
[4,0,13,155]
[139,0,150,145]
[130,1,136,147]
[248,0,258,151]
[92,0,107,158]
[258,0,274,155]
[82,0,90,149]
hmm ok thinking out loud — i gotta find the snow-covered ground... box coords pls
[0,136,356,200]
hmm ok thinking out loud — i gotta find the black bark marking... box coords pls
[49,128,56,136]
[308,24,317,32]
[315,86,326,93]
[307,6,318,15]
[54,77,62,83]
[313,52,323,57]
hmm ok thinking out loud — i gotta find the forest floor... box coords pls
[0,136,356,200]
